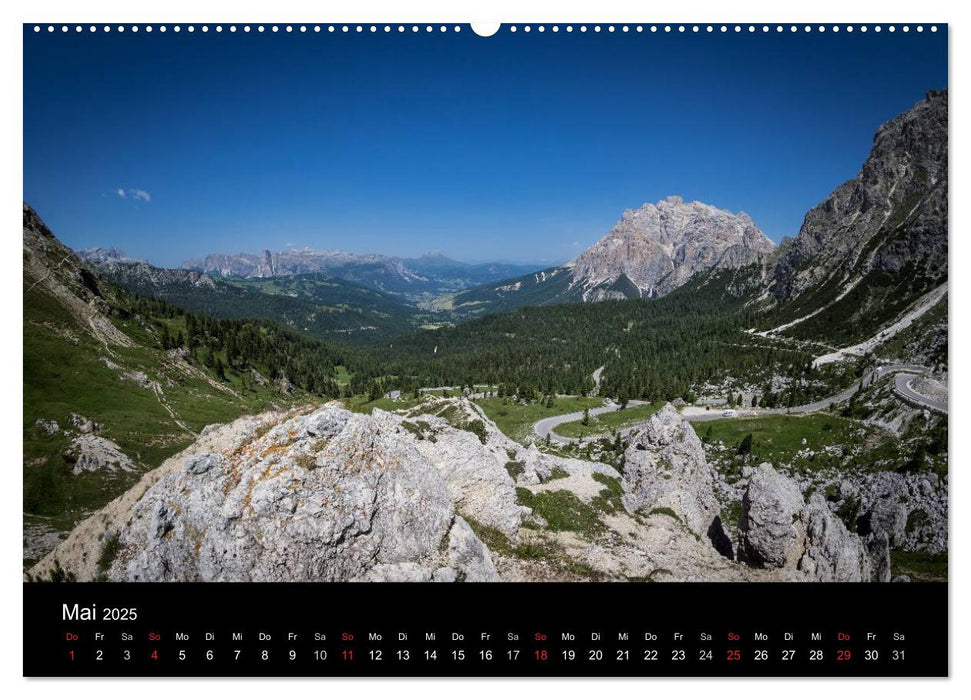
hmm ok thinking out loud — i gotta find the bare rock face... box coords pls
[771,91,947,301]
[858,497,908,547]
[64,434,135,475]
[441,516,501,582]
[572,196,774,300]
[621,403,720,536]
[69,413,98,434]
[354,517,499,583]
[738,466,885,582]
[738,464,805,567]
[394,409,524,539]
[35,404,503,583]
[517,444,551,485]
[34,418,59,435]
[799,494,876,582]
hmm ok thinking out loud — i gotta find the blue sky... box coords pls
[24,25,947,267]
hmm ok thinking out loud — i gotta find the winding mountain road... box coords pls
[893,372,948,414]
[533,400,647,446]
[532,363,946,445]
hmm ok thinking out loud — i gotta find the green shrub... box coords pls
[515,488,605,537]
[591,472,624,515]
[906,508,929,534]
[648,506,682,524]
[95,533,122,579]
[504,461,525,479]
[460,419,488,445]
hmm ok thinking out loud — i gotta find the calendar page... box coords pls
[21,20,948,677]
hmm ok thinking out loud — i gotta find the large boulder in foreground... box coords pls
[738,464,888,582]
[738,463,805,567]
[799,494,877,582]
[621,403,720,537]
[31,404,501,583]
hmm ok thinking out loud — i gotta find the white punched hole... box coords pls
[471,23,500,37]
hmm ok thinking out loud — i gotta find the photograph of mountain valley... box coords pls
[23,26,947,584]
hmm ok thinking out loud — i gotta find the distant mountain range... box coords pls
[77,254,425,343]
[181,248,543,301]
[74,246,144,265]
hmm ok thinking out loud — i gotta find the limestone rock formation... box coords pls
[769,90,947,327]
[34,418,59,435]
[83,259,218,292]
[69,413,98,434]
[738,463,804,567]
[74,247,144,265]
[621,403,720,536]
[386,408,524,538]
[27,393,901,584]
[32,404,504,583]
[64,434,136,475]
[572,196,774,300]
[799,494,877,582]
[737,465,886,582]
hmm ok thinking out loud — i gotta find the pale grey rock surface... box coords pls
[737,466,883,582]
[572,196,774,299]
[113,405,498,582]
[837,471,947,553]
[443,516,501,582]
[34,418,59,435]
[401,396,617,534]
[799,494,878,582]
[738,464,805,567]
[65,434,135,475]
[621,403,720,536]
[771,91,947,301]
[403,410,524,538]
[33,404,503,583]
[69,413,97,434]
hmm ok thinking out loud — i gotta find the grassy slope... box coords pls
[474,396,603,444]
[890,549,948,582]
[21,207,320,551]
[553,401,663,439]
[694,413,902,477]
[23,280,298,534]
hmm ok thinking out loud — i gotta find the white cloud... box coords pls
[115,188,150,203]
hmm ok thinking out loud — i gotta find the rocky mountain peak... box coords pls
[75,247,144,265]
[571,197,774,300]
[257,249,275,277]
[418,250,451,262]
[771,90,947,301]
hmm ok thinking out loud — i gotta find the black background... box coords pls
[24,582,947,677]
